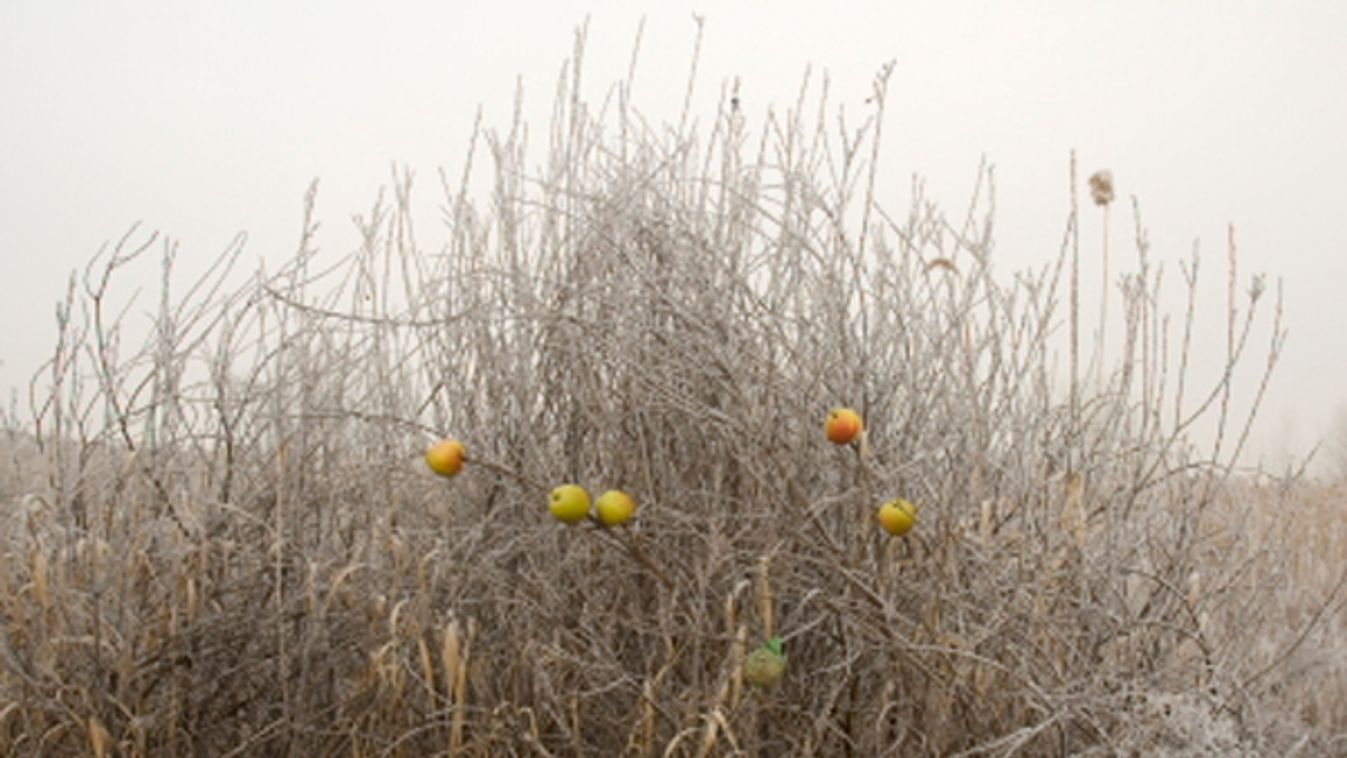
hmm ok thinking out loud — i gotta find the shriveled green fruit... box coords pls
[744,636,787,688]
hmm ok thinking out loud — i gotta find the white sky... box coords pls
[2,1,1345,473]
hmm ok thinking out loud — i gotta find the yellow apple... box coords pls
[549,484,591,525]
[877,499,918,536]
[425,439,466,477]
[594,489,637,527]
[825,407,863,445]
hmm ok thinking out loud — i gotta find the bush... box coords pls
[3,30,1340,756]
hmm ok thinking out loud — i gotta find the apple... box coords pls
[594,489,637,527]
[425,439,466,477]
[877,499,918,536]
[549,484,591,525]
[825,407,863,445]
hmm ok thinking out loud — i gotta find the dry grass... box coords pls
[2,30,1343,756]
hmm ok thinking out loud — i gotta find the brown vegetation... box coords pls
[1,31,1342,756]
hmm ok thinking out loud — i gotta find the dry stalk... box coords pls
[442,617,470,755]
[759,554,780,637]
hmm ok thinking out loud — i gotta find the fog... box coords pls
[2,1,1344,474]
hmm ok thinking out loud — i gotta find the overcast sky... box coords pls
[2,1,1345,474]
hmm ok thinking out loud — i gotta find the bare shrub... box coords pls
[1,29,1340,757]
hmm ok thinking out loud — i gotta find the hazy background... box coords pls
[2,1,1344,475]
